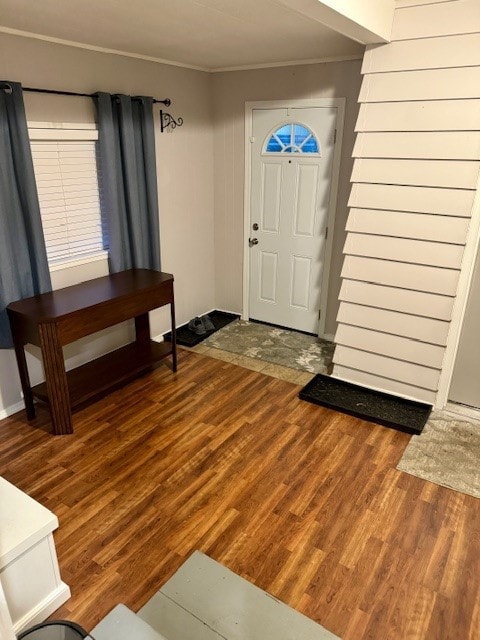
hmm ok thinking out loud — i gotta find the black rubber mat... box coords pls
[164,310,239,347]
[299,374,432,435]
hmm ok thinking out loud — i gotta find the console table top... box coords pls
[7,269,173,323]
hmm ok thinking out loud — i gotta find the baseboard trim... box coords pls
[0,400,25,421]
[13,582,71,634]
[444,402,480,424]
[214,308,240,316]
[321,333,335,342]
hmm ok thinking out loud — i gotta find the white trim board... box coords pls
[27,121,97,130]
[242,99,346,340]
[13,582,71,635]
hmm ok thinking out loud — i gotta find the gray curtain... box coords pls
[0,81,52,349]
[94,92,161,273]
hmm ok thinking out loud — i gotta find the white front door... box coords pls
[248,106,337,334]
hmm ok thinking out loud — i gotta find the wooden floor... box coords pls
[1,350,479,639]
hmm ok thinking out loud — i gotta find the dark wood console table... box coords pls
[7,269,177,435]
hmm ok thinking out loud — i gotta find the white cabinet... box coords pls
[0,477,71,633]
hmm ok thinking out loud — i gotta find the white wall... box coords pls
[0,32,215,417]
[212,59,363,335]
[332,0,480,405]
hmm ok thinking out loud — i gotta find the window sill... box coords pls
[49,251,108,272]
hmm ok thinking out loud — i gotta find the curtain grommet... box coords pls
[0,82,13,95]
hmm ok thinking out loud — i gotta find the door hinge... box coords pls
[318,309,321,320]
[325,226,329,240]
[333,129,337,144]
[250,136,255,143]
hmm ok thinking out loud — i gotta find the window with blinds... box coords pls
[29,124,106,267]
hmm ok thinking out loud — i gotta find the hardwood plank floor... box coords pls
[1,350,479,639]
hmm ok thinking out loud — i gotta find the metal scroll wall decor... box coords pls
[160,107,184,132]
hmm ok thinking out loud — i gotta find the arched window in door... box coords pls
[264,123,320,154]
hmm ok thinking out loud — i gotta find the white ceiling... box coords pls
[0,0,364,71]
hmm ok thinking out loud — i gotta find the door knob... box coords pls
[249,237,259,247]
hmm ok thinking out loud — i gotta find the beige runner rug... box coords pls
[397,416,480,499]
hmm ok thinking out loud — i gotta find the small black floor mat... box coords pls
[165,310,239,347]
[299,374,431,435]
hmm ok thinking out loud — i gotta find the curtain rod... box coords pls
[1,82,182,132]
[1,84,171,106]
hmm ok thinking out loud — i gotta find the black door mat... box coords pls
[299,374,432,435]
[164,310,240,347]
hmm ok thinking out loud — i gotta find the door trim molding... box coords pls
[242,99,346,337]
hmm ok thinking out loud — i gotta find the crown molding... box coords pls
[211,53,363,73]
[0,26,364,74]
[0,26,210,72]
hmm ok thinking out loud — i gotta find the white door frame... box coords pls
[242,99,346,338]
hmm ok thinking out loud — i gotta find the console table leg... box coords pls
[134,313,150,347]
[170,301,177,373]
[38,323,72,435]
[12,337,36,420]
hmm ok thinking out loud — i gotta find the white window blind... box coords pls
[29,125,106,266]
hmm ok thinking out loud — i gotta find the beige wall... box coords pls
[212,60,363,335]
[0,38,363,417]
[0,33,215,415]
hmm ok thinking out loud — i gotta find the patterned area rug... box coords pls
[397,416,480,498]
[203,319,334,374]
